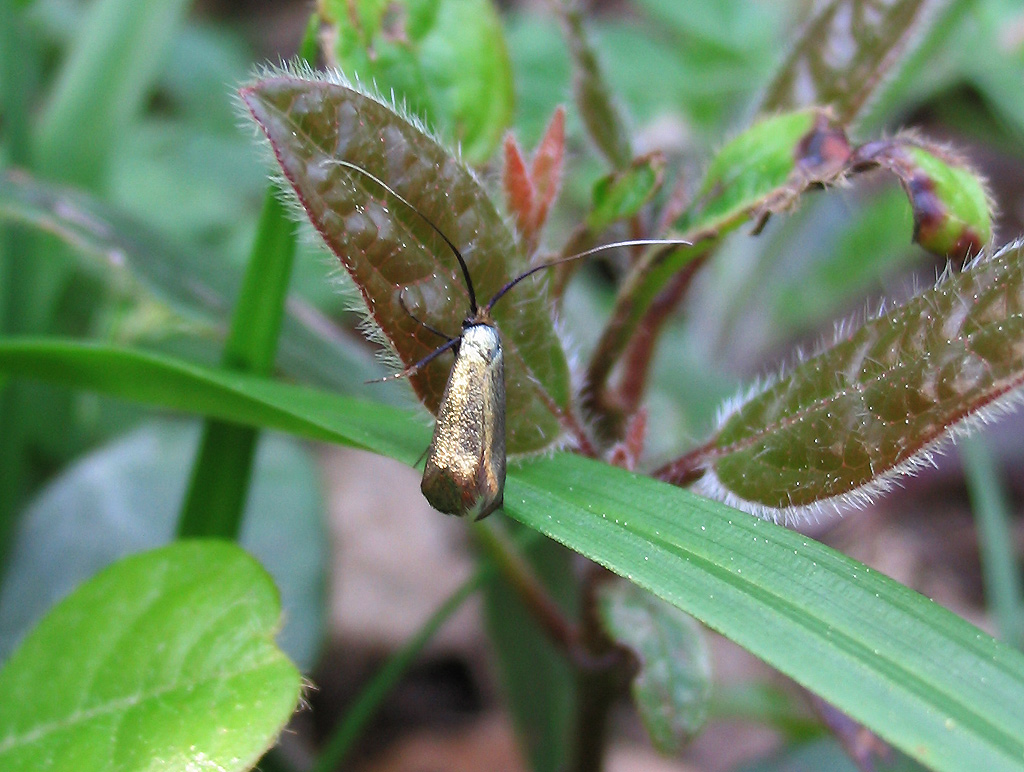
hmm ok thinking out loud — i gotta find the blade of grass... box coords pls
[0,0,41,579]
[960,435,1024,650]
[177,191,296,539]
[311,572,484,772]
[2,339,1024,771]
[0,171,382,392]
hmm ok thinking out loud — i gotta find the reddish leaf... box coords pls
[662,241,1024,521]
[503,133,536,243]
[529,107,566,236]
[240,70,570,453]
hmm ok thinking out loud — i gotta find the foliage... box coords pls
[2,0,1024,771]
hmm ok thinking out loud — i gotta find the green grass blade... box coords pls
[961,436,1024,649]
[178,192,296,539]
[311,573,483,772]
[1,339,1024,771]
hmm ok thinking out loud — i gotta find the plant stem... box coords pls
[473,518,582,657]
[311,572,484,772]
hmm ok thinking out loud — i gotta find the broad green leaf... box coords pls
[240,70,570,453]
[0,541,301,771]
[483,530,576,772]
[321,0,513,162]
[597,579,710,755]
[2,340,1024,771]
[587,153,665,231]
[675,240,1024,518]
[757,0,949,125]
[0,420,326,671]
[0,170,382,393]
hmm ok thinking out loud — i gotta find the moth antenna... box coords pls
[484,238,691,313]
[332,158,478,315]
[366,335,461,384]
[399,289,453,342]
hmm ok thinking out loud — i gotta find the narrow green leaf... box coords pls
[312,573,483,772]
[0,541,301,771]
[2,339,1024,771]
[509,455,1024,772]
[961,436,1024,649]
[0,339,427,465]
[178,190,298,540]
[758,0,949,124]
[557,0,632,169]
[483,531,576,772]
[682,240,1024,518]
[322,0,514,162]
[597,579,711,754]
[240,70,570,453]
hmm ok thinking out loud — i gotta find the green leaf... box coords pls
[683,240,1024,517]
[322,0,513,162]
[758,0,949,125]
[558,1,632,169]
[590,109,852,390]
[0,420,327,670]
[587,153,665,231]
[0,541,301,771]
[852,138,993,259]
[240,70,570,453]
[2,339,1024,771]
[597,579,710,754]
[961,436,1024,649]
[483,532,576,772]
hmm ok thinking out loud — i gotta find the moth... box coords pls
[336,160,687,519]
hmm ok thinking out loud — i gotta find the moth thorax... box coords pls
[460,323,502,364]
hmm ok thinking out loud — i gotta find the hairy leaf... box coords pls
[321,0,513,162]
[0,541,300,772]
[758,0,948,124]
[597,579,710,754]
[672,240,1024,519]
[852,136,992,259]
[240,70,571,453]
[589,109,851,391]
